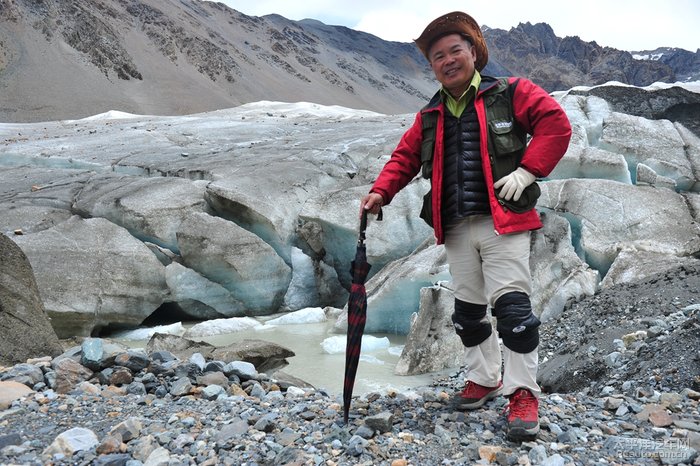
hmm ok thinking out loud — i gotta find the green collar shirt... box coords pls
[441,71,482,118]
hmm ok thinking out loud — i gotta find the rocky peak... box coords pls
[632,46,700,81]
[513,21,561,54]
[483,22,678,91]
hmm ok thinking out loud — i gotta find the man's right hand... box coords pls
[360,192,384,216]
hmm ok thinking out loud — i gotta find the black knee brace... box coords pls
[493,291,540,353]
[451,299,491,347]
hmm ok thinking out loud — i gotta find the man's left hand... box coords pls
[493,167,536,201]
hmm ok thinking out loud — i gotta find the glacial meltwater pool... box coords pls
[112,319,441,396]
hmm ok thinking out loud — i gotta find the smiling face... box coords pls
[428,33,477,98]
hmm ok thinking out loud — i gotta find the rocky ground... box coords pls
[0,265,699,466]
[539,263,700,396]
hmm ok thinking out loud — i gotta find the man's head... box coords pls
[414,11,488,71]
[425,33,477,97]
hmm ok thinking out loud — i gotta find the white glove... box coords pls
[493,167,536,201]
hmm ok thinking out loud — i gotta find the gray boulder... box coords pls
[394,285,466,376]
[145,332,216,361]
[205,162,337,265]
[11,216,167,337]
[0,233,63,365]
[145,333,294,374]
[538,179,700,277]
[176,212,291,315]
[165,262,245,319]
[210,339,295,374]
[73,173,210,253]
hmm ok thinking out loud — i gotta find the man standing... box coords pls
[360,12,571,440]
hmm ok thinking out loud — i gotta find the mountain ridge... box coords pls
[0,0,698,123]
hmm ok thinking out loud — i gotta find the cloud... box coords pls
[353,9,427,42]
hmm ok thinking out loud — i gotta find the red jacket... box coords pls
[370,76,572,244]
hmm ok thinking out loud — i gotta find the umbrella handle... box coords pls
[359,207,382,245]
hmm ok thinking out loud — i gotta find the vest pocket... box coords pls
[488,119,525,157]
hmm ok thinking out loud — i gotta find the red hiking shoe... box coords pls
[504,388,540,440]
[451,380,502,410]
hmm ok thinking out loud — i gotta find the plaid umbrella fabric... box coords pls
[343,208,381,424]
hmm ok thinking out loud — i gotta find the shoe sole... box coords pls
[506,423,540,441]
[451,387,503,410]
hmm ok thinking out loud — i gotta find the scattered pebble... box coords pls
[1,342,698,466]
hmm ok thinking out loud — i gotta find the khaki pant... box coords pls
[444,215,540,397]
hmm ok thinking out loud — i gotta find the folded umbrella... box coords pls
[343,207,381,424]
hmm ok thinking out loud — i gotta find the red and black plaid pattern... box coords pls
[343,244,371,423]
[350,247,371,284]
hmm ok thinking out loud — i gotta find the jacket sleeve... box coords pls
[369,112,424,204]
[511,78,572,178]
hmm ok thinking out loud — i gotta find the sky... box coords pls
[220,1,699,52]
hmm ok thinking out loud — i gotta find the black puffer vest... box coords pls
[441,102,490,223]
